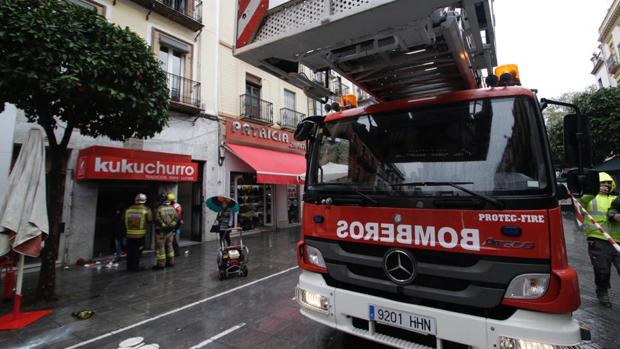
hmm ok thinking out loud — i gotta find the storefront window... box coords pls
[231,173,273,230]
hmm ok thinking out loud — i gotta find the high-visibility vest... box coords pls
[581,194,620,241]
[125,205,150,238]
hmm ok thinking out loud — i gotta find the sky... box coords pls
[493,0,612,98]
[268,0,613,98]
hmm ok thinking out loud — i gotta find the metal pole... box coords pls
[12,254,25,317]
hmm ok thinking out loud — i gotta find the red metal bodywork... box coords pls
[325,86,536,123]
[298,87,580,314]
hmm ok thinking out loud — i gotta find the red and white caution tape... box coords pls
[571,194,620,253]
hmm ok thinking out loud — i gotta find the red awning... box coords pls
[226,144,305,185]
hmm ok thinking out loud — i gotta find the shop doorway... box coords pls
[93,182,159,258]
[177,174,203,242]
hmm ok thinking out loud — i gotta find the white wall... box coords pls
[0,104,16,204]
[593,63,617,88]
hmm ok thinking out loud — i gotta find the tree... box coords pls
[545,87,620,168]
[0,0,170,300]
[574,87,620,164]
[543,91,584,168]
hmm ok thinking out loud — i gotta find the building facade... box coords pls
[591,47,617,89]
[594,0,620,87]
[3,0,366,264]
[10,0,222,264]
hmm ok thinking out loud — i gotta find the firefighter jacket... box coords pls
[124,204,153,239]
[579,193,620,242]
[156,204,178,233]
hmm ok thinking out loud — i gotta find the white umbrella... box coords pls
[0,128,51,330]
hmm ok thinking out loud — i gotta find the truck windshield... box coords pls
[308,96,550,196]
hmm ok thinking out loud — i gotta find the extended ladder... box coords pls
[234,0,497,102]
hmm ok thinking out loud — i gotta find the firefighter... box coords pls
[579,172,620,307]
[167,193,183,257]
[124,193,152,272]
[153,193,178,270]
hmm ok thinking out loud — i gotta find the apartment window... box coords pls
[284,90,296,111]
[245,74,262,117]
[156,32,193,104]
[308,98,323,116]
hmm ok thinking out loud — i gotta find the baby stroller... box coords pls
[206,196,250,281]
[216,227,249,280]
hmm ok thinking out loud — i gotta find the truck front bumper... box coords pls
[296,270,581,349]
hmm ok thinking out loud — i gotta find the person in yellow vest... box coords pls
[124,193,153,272]
[579,172,620,307]
[153,193,178,270]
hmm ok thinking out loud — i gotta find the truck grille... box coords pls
[307,237,550,319]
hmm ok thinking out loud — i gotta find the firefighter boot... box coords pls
[596,288,612,308]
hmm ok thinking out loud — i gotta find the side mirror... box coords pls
[293,119,317,141]
[563,113,593,169]
[294,115,324,141]
[556,183,569,200]
[566,170,599,197]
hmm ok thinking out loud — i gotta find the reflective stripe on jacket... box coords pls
[580,194,620,241]
[156,204,178,232]
[125,205,152,238]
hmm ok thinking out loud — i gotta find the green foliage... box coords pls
[0,0,170,142]
[575,87,620,164]
[544,86,620,167]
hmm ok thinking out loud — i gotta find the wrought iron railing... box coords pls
[280,108,306,129]
[240,94,273,124]
[166,73,201,108]
[299,64,327,85]
[159,0,202,22]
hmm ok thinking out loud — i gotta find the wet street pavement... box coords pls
[1,213,620,349]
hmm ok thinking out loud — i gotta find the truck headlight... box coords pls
[305,244,326,269]
[296,287,330,313]
[504,273,550,299]
[499,336,580,349]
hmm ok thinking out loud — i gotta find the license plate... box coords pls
[369,304,436,335]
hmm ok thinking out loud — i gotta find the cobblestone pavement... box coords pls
[1,214,619,349]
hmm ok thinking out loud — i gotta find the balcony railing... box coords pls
[131,0,203,31]
[280,108,306,130]
[607,55,620,74]
[166,73,201,109]
[240,94,273,124]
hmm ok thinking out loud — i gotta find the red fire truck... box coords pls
[234,1,596,348]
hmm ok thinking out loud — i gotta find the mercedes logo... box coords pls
[383,249,416,285]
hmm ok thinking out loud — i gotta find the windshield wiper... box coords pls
[391,181,504,209]
[313,183,378,205]
[353,190,378,205]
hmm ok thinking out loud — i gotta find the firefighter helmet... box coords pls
[135,193,147,204]
[167,193,176,202]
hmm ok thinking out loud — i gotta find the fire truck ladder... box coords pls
[234,0,497,102]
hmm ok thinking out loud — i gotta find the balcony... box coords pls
[166,73,201,113]
[279,108,306,130]
[240,94,273,124]
[131,0,203,31]
[607,55,620,75]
